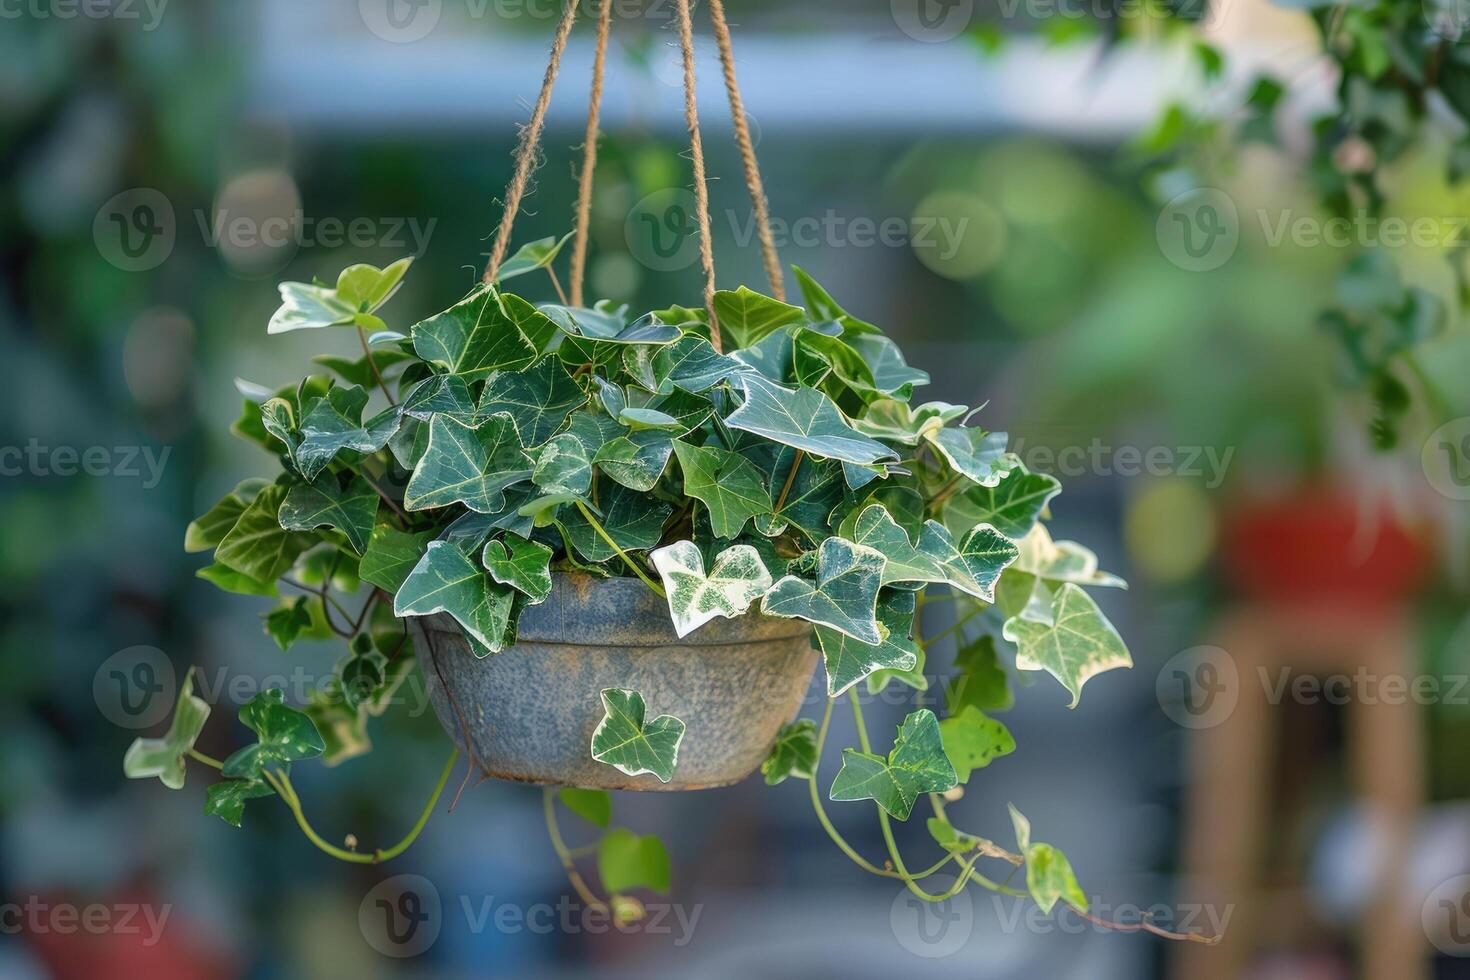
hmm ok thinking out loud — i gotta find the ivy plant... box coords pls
[124,243,1201,938]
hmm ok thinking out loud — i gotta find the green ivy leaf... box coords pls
[295,385,402,482]
[278,475,379,555]
[185,478,269,552]
[123,671,210,790]
[939,705,1015,783]
[645,336,750,394]
[848,333,929,399]
[593,430,674,491]
[394,541,516,655]
[404,413,531,514]
[482,534,554,604]
[312,349,414,388]
[927,818,982,854]
[268,258,412,333]
[762,537,886,644]
[598,827,672,894]
[214,483,314,584]
[672,442,771,538]
[792,266,882,336]
[589,688,685,783]
[814,589,920,696]
[263,595,332,650]
[713,285,805,348]
[947,633,1013,713]
[650,540,772,638]
[761,719,818,785]
[1008,804,1088,914]
[532,433,593,496]
[204,778,275,828]
[927,426,1012,486]
[220,689,326,779]
[495,232,572,282]
[358,525,434,594]
[852,399,966,444]
[1002,583,1131,708]
[410,284,538,380]
[561,483,672,563]
[943,467,1061,541]
[828,709,957,820]
[558,787,611,827]
[477,357,588,447]
[197,562,279,597]
[726,377,897,466]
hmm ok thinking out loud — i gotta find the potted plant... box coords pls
[122,0,1213,937]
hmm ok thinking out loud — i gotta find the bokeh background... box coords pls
[4,0,1470,977]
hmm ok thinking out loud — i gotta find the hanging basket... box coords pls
[413,574,818,790]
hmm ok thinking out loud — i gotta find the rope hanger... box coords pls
[479,0,785,353]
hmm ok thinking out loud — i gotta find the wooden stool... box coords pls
[1172,602,1426,980]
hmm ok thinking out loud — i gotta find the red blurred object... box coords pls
[1221,489,1429,607]
[19,890,235,980]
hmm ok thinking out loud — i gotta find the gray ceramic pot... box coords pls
[411,573,818,791]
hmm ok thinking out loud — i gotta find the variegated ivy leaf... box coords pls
[761,719,818,786]
[593,430,673,492]
[927,818,983,854]
[278,475,379,555]
[589,688,685,783]
[495,232,572,282]
[650,540,772,638]
[1008,805,1088,914]
[672,442,771,539]
[259,397,301,463]
[185,478,269,552]
[645,335,750,394]
[404,413,531,514]
[851,399,966,444]
[532,433,592,496]
[828,708,957,820]
[410,284,538,380]
[214,483,315,584]
[712,285,805,348]
[814,590,920,696]
[560,483,672,564]
[725,376,897,466]
[927,426,1013,487]
[843,462,883,490]
[482,534,554,604]
[1002,583,1132,708]
[544,305,682,345]
[295,385,402,482]
[221,688,326,779]
[1011,522,1126,589]
[477,357,587,448]
[939,705,1015,783]
[394,541,516,655]
[762,537,886,644]
[268,258,412,333]
[618,407,684,431]
[847,504,1018,601]
[358,525,433,594]
[204,778,276,827]
[123,671,210,790]
[848,333,929,399]
[943,466,1061,541]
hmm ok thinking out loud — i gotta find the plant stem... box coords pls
[263,747,459,864]
[357,324,397,407]
[926,475,966,517]
[189,748,224,769]
[542,789,609,910]
[573,500,665,598]
[773,450,805,513]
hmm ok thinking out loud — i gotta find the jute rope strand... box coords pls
[674,0,721,351]
[568,0,613,307]
[707,0,783,301]
[482,0,579,284]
